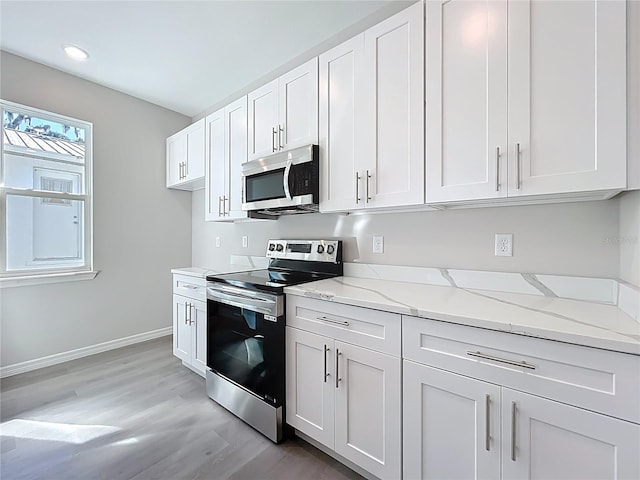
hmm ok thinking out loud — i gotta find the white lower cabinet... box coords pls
[502,389,640,480]
[402,316,640,480]
[172,274,207,376]
[286,296,401,479]
[403,361,501,480]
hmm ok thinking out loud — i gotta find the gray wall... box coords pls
[192,190,628,281]
[0,51,192,367]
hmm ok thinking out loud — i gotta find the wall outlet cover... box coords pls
[373,235,384,254]
[242,236,248,248]
[495,233,513,257]
[215,236,221,248]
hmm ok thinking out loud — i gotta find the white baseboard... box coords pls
[0,327,172,378]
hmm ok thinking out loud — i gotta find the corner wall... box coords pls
[0,51,192,368]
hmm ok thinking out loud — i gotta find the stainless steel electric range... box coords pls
[205,239,343,443]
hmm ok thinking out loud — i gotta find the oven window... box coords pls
[207,301,284,406]
[245,168,285,203]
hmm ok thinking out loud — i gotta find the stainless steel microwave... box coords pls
[241,144,319,218]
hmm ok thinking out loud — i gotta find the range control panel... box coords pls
[266,239,341,263]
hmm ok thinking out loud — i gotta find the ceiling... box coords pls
[0,1,412,118]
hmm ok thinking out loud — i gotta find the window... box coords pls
[1,100,94,285]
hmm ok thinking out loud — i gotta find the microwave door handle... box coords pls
[283,159,293,200]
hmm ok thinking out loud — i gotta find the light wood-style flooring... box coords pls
[1,337,362,480]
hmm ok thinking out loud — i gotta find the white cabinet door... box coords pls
[403,360,501,480]
[248,79,279,161]
[166,133,187,187]
[502,389,640,480]
[425,0,508,202]
[225,96,248,220]
[508,0,627,196]
[172,294,190,363]
[319,34,366,213]
[334,341,401,480]
[191,299,207,375]
[186,119,205,181]
[279,58,318,151]
[205,108,226,221]
[286,327,335,449]
[364,1,424,209]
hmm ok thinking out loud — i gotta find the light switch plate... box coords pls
[215,236,221,248]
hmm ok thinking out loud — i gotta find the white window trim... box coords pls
[0,99,95,287]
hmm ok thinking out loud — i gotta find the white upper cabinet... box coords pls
[248,79,279,160]
[166,118,206,190]
[320,2,424,212]
[279,59,319,152]
[205,108,226,220]
[205,96,248,221]
[426,0,627,203]
[319,34,366,213]
[248,58,318,161]
[507,0,627,196]
[426,0,508,202]
[363,1,424,209]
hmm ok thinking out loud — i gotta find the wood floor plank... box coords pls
[0,337,363,480]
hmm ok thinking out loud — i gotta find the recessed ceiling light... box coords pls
[63,45,89,61]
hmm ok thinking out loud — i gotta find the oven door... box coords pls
[206,283,285,407]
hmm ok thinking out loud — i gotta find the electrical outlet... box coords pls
[215,236,221,248]
[242,236,248,248]
[495,234,513,257]
[373,235,384,254]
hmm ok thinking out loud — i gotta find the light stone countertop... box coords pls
[284,276,640,356]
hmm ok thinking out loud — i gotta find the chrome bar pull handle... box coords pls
[495,147,500,192]
[317,316,350,327]
[355,172,361,203]
[278,125,284,150]
[335,349,341,388]
[323,345,329,383]
[223,197,228,216]
[218,196,223,217]
[516,143,521,190]
[184,302,188,325]
[485,394,491,451]
[366,170,372,202]
[272,127,277,153]
[511,401,517,461]
[466,351,536,370]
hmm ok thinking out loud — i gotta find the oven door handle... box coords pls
[207,288,276,316]
[283,159,293,200]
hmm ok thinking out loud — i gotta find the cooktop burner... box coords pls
[206,269,336,293]
[206,239,343,294]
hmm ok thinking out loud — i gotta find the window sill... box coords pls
[0,270,99,288]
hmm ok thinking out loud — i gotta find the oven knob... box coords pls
[326,244,335,254]
[317,245,324,254]
[268,243,276,251]
[276,244,284,252]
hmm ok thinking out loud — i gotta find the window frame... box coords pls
[0,99,95,286]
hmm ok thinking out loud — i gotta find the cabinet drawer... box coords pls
[173,274,206,301]
[403,315,640,424]
[286,295,401,357]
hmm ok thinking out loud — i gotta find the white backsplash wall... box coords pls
[192,189,626,281]
[619,190,640,286]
